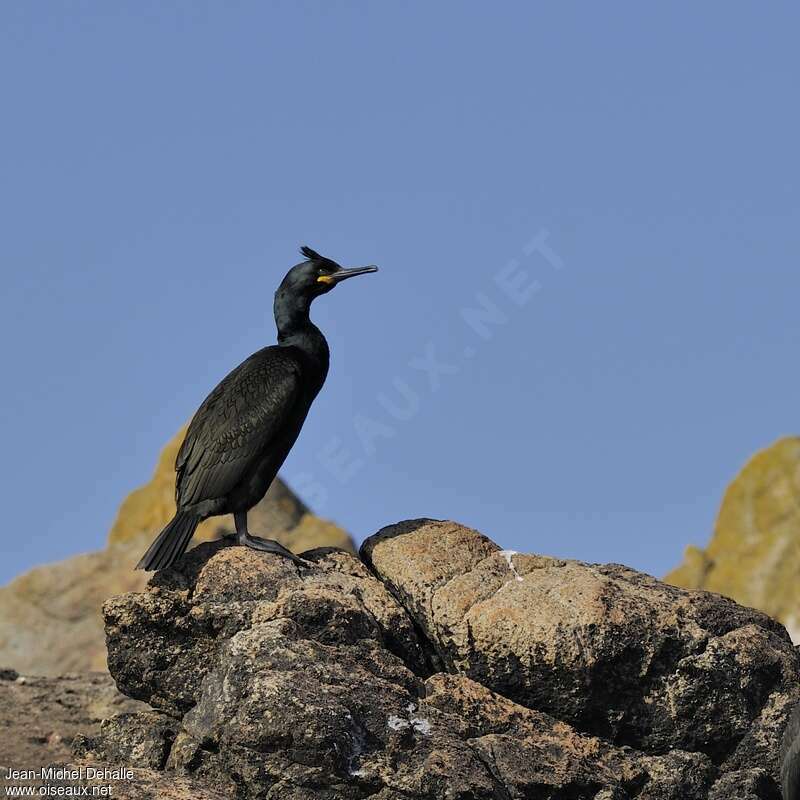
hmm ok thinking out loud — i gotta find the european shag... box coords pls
[136,246,378,571]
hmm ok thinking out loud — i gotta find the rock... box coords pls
[666,436,800,641]
[0,426,353,675]
[0,671,147,769]
[96,520,798,798]
[104,541,429,716]
[38,762,229,799]
[707,769,781,800]
[82,711,179,770]
[780,701,800,800]
[362,519,799,771]
[0,545,154,675]
[419,673,714,800]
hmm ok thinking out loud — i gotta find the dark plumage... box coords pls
[136,247,378,571]
[782,701,800,800]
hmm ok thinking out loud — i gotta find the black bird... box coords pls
[136,246,378,571]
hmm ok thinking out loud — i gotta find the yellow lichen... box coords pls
[665,437,800,634]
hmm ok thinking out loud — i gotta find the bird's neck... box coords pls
[274,290,330,371]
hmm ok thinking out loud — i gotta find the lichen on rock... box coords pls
[666,436,800,641]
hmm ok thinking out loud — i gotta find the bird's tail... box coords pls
[135,511,200,571]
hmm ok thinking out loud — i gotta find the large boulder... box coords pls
[92,520,799,798]
[666,436,800,641]
[103,542,429,717]
[0,427,353,676]
[362,520,797,766]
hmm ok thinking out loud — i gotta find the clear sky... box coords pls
[2,2,799,586]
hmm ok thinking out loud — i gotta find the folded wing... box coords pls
[174,346,302,508]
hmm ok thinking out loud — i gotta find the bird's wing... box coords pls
[174,346,303,507]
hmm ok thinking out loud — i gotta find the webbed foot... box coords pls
[237,531,311,567]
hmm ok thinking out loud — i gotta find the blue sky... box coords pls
[1,2,799,585]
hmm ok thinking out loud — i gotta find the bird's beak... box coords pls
[329,265,379,284]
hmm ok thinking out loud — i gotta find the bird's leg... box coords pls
[233,511,310,567]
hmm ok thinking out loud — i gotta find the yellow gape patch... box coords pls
[317,275,335,284]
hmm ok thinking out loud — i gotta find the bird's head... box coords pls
[279,246,378,300]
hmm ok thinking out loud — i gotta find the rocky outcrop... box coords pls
[666,436,800,641]
[38,766,229,799]
[363,520,798,766]
[0,427,353,676]
[0,669,147,769]
[86,519,799,798]
[0,668,227,798]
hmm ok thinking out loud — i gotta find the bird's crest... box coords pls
[300,245,324,261]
